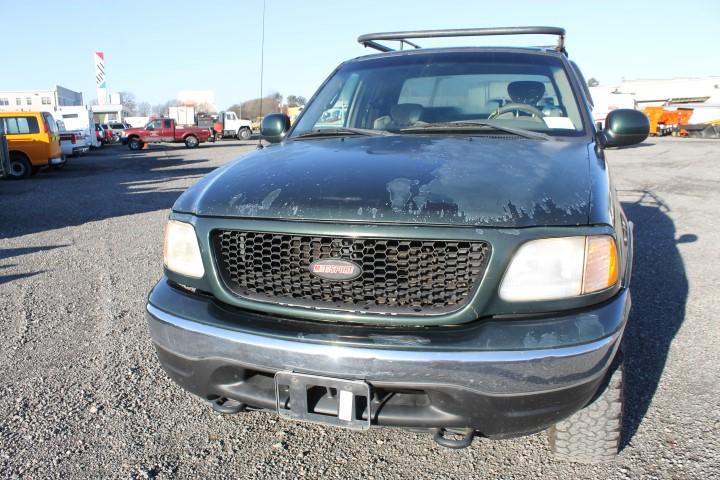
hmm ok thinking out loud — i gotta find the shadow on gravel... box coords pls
[0,149,218,240]
[0,245,69,260]
[0,271,44,285]
[0,246,68,285]
[619,189,693,450]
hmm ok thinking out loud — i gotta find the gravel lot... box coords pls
[1,138,718,479]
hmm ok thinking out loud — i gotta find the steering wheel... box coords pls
[488,103,545,121]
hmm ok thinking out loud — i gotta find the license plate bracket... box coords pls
[274,371,371,430]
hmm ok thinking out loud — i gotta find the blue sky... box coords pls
[1,0,716,109]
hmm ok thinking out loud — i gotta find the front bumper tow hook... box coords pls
[211,397,247,415]
[432,428,475,449]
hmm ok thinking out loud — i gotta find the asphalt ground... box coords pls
[0,137,718,479]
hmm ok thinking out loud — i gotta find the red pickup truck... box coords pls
[121,118,211,150]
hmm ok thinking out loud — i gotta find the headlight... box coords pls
[163,220,205,278]
[499,235,618,302]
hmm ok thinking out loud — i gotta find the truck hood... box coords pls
[173,135,591,227]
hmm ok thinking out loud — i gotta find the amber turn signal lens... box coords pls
[582,236,619,294]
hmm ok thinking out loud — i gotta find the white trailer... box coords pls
[53,105,100,148]
[589,87,636,129]
[169,106,195,126]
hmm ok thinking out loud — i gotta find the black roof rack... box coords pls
[358,26,566,53]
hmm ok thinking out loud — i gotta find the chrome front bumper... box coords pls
[146,280,629,397]
[146,279,629,435]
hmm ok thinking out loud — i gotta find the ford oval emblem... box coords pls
[309,259,362,281]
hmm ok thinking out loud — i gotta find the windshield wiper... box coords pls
[399,121,550,141]
[294,127,394,139]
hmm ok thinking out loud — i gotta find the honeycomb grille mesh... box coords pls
[212,231,491,314]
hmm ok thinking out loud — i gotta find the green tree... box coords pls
[587,78,599,87]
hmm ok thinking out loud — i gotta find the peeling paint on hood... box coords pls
[173,135,592,227]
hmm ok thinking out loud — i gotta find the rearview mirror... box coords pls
[261,113,291,143]
[600,109,649,148]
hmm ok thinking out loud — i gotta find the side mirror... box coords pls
[261,113,291,143]
[600,109,649,148]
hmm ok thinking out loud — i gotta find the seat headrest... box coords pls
[390,103,423,126]
[507,81,546,105]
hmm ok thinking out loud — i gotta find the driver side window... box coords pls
[147,120,161,130]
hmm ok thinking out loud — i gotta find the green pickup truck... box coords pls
[146,27,649,463]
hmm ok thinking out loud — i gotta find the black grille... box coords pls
[212,231,491,314]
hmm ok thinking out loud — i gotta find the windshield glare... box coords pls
[292,51,585,138]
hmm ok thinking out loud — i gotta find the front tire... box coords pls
[184,135,199,148]
[7,153,32,179]
[128,137,143,150]
[549,358,624,463]
[237,128,251,141]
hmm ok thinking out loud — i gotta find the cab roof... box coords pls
[349,45,569,64]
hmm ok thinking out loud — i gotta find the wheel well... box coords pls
[9,150,31,163]
[127,135,141,141]
[184,134,197,140]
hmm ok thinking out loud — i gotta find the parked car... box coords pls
[0,111,65,178]
[145,27,649,463]
[121,118,211,149]
[107,122,132,143]
[57,120,90,158]
[109,121,131,131]
[94,123,112,145]
[94,124,105,144]
[100,124,115,143]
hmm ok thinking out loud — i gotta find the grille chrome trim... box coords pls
[212,230,491,315]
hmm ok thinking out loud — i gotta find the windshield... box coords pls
[292,51,586,138]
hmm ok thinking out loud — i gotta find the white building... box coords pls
[91,92,124,122]
[611,77,720,107]
[91,104,125,123]
[0,85,83,112]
